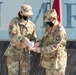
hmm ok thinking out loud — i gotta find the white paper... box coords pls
[28,41,34,48]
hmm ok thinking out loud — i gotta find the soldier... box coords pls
[4,4,37,75]
[28,9,67,75]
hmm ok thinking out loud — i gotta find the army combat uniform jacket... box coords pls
[4,17,37,56]
[36,23,67,75]
[4,17,37,75]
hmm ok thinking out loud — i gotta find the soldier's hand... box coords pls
[28,47,37,52]
[21,41,29,48]
[34,42,40,48]
[21,43,27,48]
[20,37,30,48]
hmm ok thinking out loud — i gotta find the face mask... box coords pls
[46,22,54,27]
[23,16,28,20]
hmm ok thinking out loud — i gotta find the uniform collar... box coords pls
[20,19,30,27]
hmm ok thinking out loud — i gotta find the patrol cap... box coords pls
[44,9,57,22]
[21,4,33,17]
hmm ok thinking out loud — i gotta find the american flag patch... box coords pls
[9,22,14,26]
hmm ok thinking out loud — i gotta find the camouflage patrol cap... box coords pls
[21,4,33,17]
[44,9,57,22]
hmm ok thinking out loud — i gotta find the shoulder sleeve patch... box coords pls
[9,22,14,27]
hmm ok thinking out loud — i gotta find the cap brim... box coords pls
[44,18,53,22]
[23,11,33,17]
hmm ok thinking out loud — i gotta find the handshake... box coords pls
[20,37,40,52]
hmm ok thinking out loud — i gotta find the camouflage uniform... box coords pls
[4,4,37,75]
[35,9,67,75]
